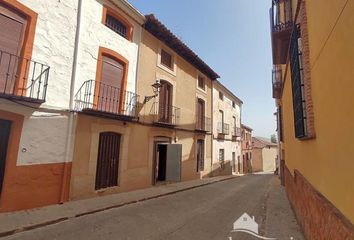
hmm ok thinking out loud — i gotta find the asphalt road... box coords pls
[3,174,303,240]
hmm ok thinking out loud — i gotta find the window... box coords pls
[103,6,133,41]
[232,101,236,108]
[105,14,128,39]
[196,98,205,130]
[290,24,307,139]
[158,80,173,124]
[278,106,284,142]
[219,91,224,100]
[161,49,173,69]
[197,140,205,172]
[197,75,205,90]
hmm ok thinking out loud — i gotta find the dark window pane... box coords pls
[161,49,172,69]
[198,76,205,90]
[105,14,128,39]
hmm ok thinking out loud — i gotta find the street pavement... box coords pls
[1,174,304,240]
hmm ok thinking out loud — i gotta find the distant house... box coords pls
[232,213,258,234]
[252,137,277,173]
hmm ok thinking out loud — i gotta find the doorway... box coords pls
[153,140,182,185]
[0,119,12,196]
[232,152,236,173]
[95,132,121,190]
[156,144,167,181]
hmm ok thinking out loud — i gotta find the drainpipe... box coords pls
[60,0,82,203]
[210,80,214,176]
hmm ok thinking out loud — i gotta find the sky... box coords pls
[128,0,276,138]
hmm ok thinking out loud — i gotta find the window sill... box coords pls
[157,63,176,76]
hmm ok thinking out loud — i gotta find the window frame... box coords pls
[102,5,134,41]
[197,75,206,91]
[290,24,307,139]
[157,47,176,76]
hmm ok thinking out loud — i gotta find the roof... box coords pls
[252,137,277,148]
[143,14,220,80]
[214,80,243,104]
[241,124,253,131]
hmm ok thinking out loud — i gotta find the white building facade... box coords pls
[211,81,243,175]
[0,0,143,211]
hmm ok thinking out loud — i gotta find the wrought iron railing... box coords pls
[232,126,242,137]
[271,0,293,32]
[272,67,282,99]
[196,116,211,132]
[151,102,180,125]
[74,80,139,118]
[217,122,230,135]
[0,49,50,103]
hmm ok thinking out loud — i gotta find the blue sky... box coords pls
[128,0,276,138]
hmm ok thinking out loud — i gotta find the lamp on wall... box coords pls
[143,80,162,104]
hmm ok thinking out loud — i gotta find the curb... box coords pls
[0,175,238,238]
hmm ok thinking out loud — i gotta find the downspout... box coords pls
[210,80,214,176]
[60,0,82,203]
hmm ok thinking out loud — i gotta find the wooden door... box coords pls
[196,140,204,172]
[0,119,11,195]
[95,132,121,190]
[197,99,205,129]
[97,56,124,114]
[158,81,172,123]
[0,4,27,94]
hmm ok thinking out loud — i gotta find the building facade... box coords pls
[270,0,354,238]
[241,124,253,173]
[211,81,242,175]
[0,0,78,212]
[252,137,277,173]
[69,0,145,200]
[0,0,245,212]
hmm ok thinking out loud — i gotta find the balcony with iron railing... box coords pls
[217,122,230,136]
[195,116,211,132]
[232,126,242,141]
[0,49,50,103]
[272,67,283,99]
[151,102,180,126]
[74,80,139,119]
[270,0,293,64]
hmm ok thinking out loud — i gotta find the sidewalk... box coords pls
[264,175,305,240]
[0,175,238,238]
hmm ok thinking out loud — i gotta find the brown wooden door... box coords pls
[197,99,205,129]
[159,81,172,123]
[196,140,204,172]
[0,119,11,196]
[0,4,27,94]
[95,132,121,190]
[97,56,124,114]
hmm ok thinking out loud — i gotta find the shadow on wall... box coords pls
[208,161,233,177]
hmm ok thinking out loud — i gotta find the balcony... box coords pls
[217,122,229,136]
[151,102,180,126]
[195,116,211,132]
[272,67,282,99]
[270,0,293,64]
[74,80,139,119]
[232,126,242,141]
[0,49,50,103]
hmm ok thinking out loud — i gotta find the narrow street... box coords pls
[2,175,304,240]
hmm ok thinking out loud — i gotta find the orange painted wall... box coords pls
[0,110,71,212]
